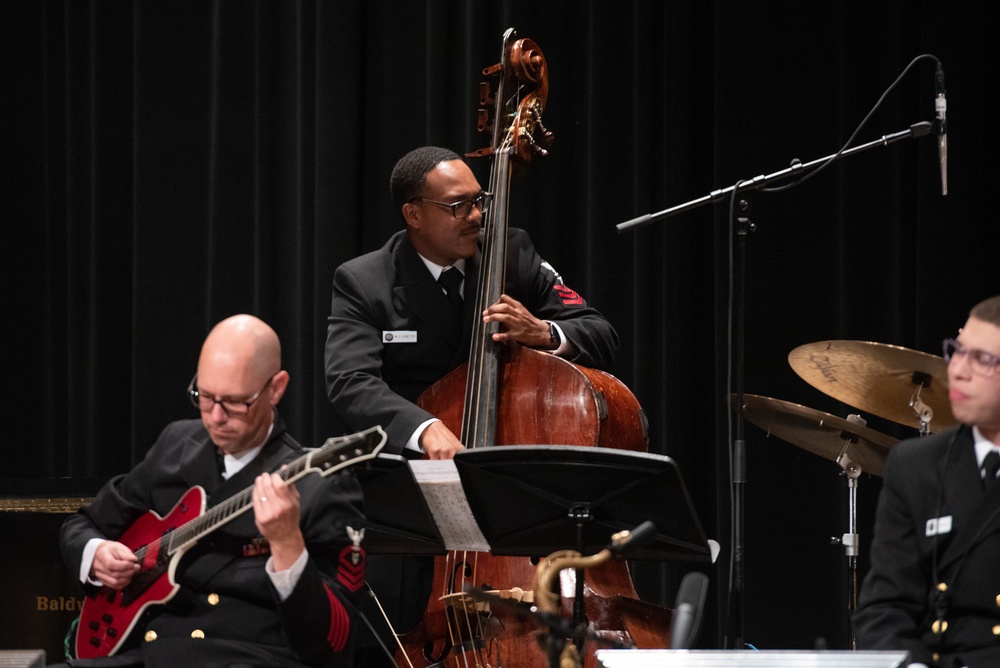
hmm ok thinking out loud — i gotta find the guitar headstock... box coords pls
[307,426,387,475]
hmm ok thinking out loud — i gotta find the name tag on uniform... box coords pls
[383,330,417,343]
[926,515,953,537]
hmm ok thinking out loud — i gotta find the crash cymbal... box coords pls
[788,340,956,431]
[738,394,898,476]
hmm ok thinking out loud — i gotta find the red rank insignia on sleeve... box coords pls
[553,284,583,305]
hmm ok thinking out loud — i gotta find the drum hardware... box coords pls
[737,394,896,477]
[908,371,935,436]
[830,412,867,650]
[738,394,898,649]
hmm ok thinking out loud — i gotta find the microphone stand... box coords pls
[615,120,933,650]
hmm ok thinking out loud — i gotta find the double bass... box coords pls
[396,28,674,668]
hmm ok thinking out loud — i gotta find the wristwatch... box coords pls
[547,322,559,349]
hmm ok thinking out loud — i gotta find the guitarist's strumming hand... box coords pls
[91,540,140,590]
[253,470,305,572]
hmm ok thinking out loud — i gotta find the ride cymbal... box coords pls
[788,340,955,431]
[737,394,898,476]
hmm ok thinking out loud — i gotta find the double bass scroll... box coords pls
[468,28,554,165]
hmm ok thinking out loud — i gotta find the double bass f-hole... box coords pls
[417,555,488,667]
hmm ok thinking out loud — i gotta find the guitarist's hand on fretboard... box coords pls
[92,540,140,590]
[253,471,306,571]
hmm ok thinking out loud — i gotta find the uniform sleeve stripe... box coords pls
[324,584,351,651]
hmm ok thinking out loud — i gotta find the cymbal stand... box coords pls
[909,371,934,436]
[832,413,866,650]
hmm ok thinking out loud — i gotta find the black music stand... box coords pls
[356,447,710,668]
[452,445,711,563]
[453,445,711,665]
[352,453,447,555]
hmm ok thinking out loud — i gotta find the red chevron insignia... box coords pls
[553,284,583,305]
[337,545,366,592]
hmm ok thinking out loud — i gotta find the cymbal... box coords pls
[788,340,956,431]
[738,394,898,476]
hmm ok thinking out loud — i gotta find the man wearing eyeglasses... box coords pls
[58,314,366,667]
[323,146,618,665]
[854,295,1000,667]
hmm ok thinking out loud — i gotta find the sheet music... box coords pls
[409,460,490,551]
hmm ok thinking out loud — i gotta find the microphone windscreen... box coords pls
[670,571,709,650]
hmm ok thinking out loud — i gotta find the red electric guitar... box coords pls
[74,425,386,659]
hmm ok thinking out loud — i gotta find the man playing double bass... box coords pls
[324,145,619,665]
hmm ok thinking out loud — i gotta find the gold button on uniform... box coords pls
[931,619,948,634]
[995,593,1000,607]
[191,629,205,639]
[207,593,220,605]
[144,630,157,642]
[993,625,1000,636]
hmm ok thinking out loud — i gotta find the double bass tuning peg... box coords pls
[519,123,552,159]
[478,82,494,110]
[514,97,554,161]
[477,107,492,135]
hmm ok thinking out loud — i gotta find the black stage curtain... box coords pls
[3,0,995,652]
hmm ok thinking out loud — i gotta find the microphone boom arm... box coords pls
[616,121,933,233]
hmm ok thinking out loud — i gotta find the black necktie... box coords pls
[216,449,228,479]
[438,267,464,313]
[982,450,1000,492]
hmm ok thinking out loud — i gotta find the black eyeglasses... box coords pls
[188,374,274,417]
[411,191,492,219]
[942,338,1000,376]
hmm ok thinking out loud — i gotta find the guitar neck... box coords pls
[140,426,384,561]
[167,455,312,556]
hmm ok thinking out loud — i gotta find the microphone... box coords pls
[934,62,947,196]
[608,521,658,559]
[670,571,709,650]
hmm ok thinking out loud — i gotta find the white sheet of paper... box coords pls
[409,460,491,552]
